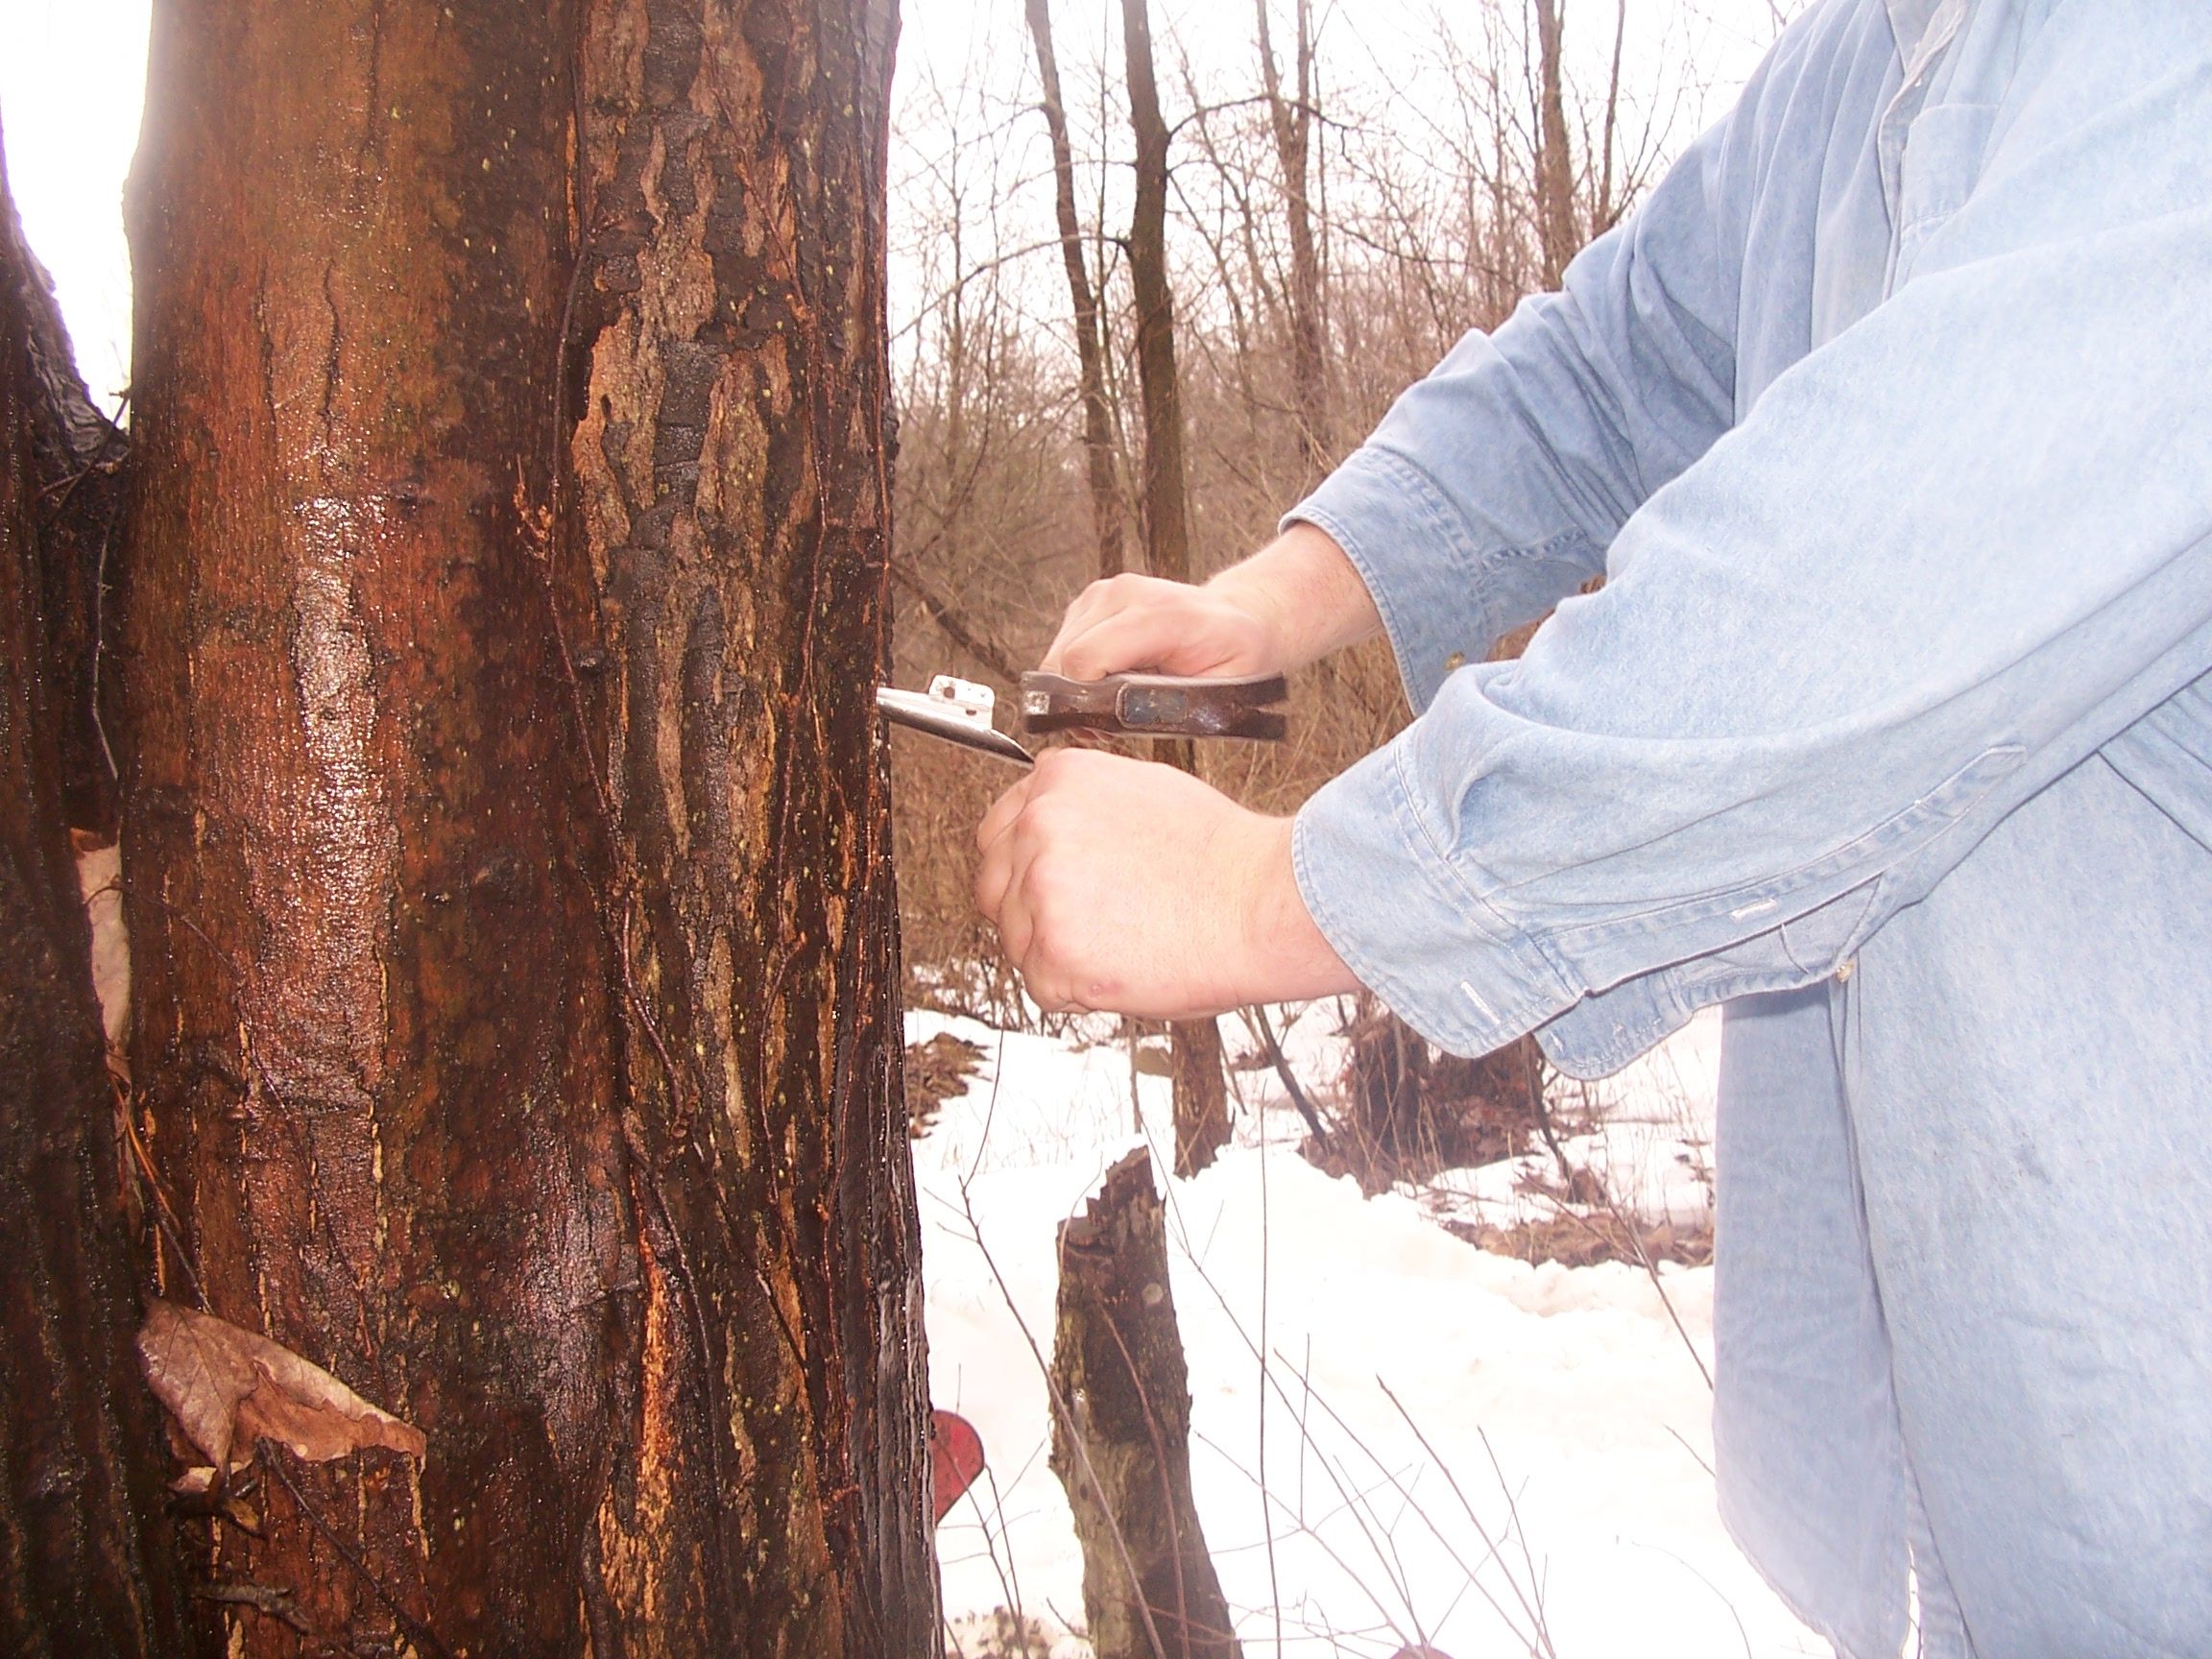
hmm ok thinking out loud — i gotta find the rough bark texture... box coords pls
[1025,0,1125,580]
[0,123,187,1659]
[568,0,933,1649]
[120,1,928,1653]
[1048,1150,1238,1659]
[1119,0,1230,1177]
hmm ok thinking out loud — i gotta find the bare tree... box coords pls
[1594,0,1630,233]
[1256,0,1331,471]
[1120,0,1233,1177]
[1028,0,1128,579]
[1532,0,1578,288]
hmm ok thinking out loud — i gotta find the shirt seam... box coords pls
[1385,741,1583,1017]
[1533,742,2026,952]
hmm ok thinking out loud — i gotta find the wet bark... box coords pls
[1119,0,1231,1177]
[119,0,928,1653]
[1048,1150,1238,1659]
[0,121,187,1659]
[1025,0,1125,579]
[568,0,933,1649]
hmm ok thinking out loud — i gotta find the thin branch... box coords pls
[1242,1003,1332,1151]
[889,559,1026,685]
[259,1449,459,1659]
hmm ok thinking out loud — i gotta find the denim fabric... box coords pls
[1286,1,2212,1652]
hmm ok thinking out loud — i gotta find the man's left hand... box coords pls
[974,748,1358,1018]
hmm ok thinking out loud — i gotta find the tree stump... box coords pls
[1048,1148,1238,1658]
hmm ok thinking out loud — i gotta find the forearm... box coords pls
[1204,521,1382,672]
[1274,46,1768,717]
[1294,53,2212,1068]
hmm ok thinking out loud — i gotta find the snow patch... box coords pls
[917,1004,1823,1656]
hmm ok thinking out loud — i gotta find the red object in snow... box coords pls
[930,1408,987,1524]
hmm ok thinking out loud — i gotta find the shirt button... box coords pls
[1444,651,1467,672]
[1835,958,1857,984]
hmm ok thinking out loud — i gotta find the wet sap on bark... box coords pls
[0,1,941,1652]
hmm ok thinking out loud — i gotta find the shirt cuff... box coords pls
[1283,447,1496,713]
[1291,733,1578,1057]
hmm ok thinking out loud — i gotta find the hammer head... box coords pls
[1018,671,1288,742]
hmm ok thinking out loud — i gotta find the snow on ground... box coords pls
[915,1002,1826,1659]
[1418,1011,1724,1236]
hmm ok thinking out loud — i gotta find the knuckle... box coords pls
[1024,857,1067,907]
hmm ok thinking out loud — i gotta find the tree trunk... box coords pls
[1049,1149,1238,1659]
[0,121,187,1659]
[1532,0,1578,291]
[568,0,934,1649]
[1025,0,1126,580]
[119,1,929,1654]
[1119,0,1231,1178]
[1595,0,1628,235]
[1255,0,1329,473]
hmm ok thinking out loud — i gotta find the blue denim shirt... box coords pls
[1287,2,2212,1653]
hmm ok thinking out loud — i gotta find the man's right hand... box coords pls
[1040,520,1383,683]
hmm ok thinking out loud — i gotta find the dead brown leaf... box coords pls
[903,1030,988,1137]
[137,1299,426,1471]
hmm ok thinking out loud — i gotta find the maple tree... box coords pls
[4,2,933,1653]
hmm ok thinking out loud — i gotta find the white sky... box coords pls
[0,0,150,409]
[0,0,1789,412]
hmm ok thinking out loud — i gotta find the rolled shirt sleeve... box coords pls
[1293,12,2212,1070]
[1286,30,1765,714]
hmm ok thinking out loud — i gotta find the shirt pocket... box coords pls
[1892,102,1998,284]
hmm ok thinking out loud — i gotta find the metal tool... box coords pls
[1018,670,1287,741]
[878,668,1290,764]
[876,675,1035,765]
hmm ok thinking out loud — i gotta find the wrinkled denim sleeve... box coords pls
[1290,34,2212,1067]
[1286,88,1751,714]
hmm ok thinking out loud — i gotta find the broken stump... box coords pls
[1048,1148,1239,1658]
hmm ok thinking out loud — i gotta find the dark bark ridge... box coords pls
[569,0,932,1649]
[0,123,186,1659]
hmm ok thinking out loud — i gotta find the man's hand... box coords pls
[1041,572,1283,680]
[974,749,1358,1018]
[1042,521,1383,682]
